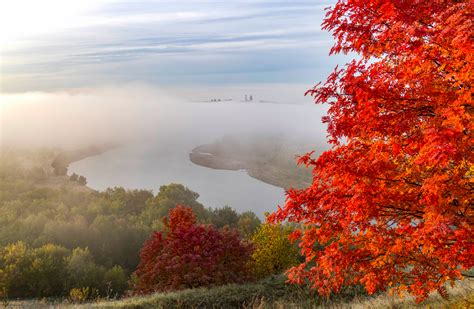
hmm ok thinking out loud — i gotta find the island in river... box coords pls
[189,135,325,190]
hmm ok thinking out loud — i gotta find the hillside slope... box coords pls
[70,276,473,309]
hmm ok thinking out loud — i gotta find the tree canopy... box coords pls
[270,0,472,302]
[0,152,262,299]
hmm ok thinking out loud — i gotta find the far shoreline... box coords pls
[51,143,120,176]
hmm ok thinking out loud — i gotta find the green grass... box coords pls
[77,275,364,309]
[328,280,474,309]
[6,277,473,308]
[75,277,473,309]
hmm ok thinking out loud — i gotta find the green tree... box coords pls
[28,167,47,181]
[77,175,87,186]
[69,173,79,182]
[88,215,150,270]
[141,184,209,227]
[66,247,105,291]
[0,242,33,298]
[210,206,239,229]
[28,244,69,297]
[0,242,33,297]
[237,211,261,237]
[103,187,153,215]
[103,265,128,297]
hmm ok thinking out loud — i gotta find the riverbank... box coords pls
[0,144,118,193]
[51,143,119,175]
[189,136,316,190]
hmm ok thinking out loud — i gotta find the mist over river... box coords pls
[70,141,286,217]
[66,98,328,217]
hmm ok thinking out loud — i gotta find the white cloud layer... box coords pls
[0,1,347,92]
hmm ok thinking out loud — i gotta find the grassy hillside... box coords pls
[64,276,472,309]
[74,275,363,308]
[5,277,473,308]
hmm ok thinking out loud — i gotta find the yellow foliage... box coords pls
[69,287,100,303]
[251,223,299,278]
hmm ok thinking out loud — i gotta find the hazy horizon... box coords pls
[0,0,348,94]
[1,1,338,211]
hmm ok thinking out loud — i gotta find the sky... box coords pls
[0,0,348,93]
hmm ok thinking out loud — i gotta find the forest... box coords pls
[0,0,472,307]
[0,148,275,301]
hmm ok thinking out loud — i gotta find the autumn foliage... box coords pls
[133,205,254,294]
[251,223,299,279]
[270,0,473,302]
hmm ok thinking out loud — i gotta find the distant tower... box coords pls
[249,95,253,101]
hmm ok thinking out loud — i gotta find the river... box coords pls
[69,101,327,217]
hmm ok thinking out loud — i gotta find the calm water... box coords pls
[69,101,327,217]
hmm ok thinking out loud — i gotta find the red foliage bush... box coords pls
[133,205,254,294]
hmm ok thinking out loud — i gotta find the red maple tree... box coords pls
[133,205,254,294]
[270,0,472,302]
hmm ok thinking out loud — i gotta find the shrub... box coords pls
[251,223,299,278]
[28,243,70,297]
[236,211,261,237]
[0,242,72,298]
[163,204,196,231]
[209,206,239,229]
[66,247,105,291]
[209,207,262,237]
[70,173,79,181]
[0,242,131,299]
[69,287,100,303]
[0,241,33,298]
[78,175,87,185]
[103,265,129,297]
[133,205,254,294]
[140,184,209,226]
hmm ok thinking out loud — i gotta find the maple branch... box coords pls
[377,205,424,220]
[417,20,434,29]
[373,176,422,187]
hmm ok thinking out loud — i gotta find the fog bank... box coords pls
[1,83,329,150]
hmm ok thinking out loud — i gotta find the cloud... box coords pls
[0,1,347,92]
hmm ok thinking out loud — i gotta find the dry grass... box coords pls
[3,280,472,309]
[259,279,474,309]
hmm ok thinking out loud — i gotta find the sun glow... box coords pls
[0,0,111,46]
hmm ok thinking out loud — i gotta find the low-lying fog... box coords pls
[1,84,328,148]
[1,84,329,215]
